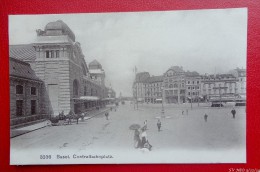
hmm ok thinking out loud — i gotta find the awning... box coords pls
[73,96,100,102]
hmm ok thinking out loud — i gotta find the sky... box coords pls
[9,8,247,97]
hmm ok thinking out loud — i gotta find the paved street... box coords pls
[11,102,246,163]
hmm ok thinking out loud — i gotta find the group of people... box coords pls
[133,119,163,151]
[134,127,152,151]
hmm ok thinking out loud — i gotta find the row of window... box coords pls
[187,81,200,84]
[16,85,37,95]
[16,100,37,116]
[187,92,200,96]
[46,50,60,58]
[165,90,186,95]
[187,86,200,90]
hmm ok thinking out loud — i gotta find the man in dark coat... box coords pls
[231,108,236,119]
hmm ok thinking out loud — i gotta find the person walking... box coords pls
[140,128,147,148]
[134,129,141,148]
[143,120,147,130]
[157,119,161,132]
[105,112,109,120]
[204,113,208,122]
[231,108,236,119]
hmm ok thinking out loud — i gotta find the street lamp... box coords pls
[161,86,165,118]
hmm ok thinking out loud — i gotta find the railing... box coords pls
[10,114,49,126]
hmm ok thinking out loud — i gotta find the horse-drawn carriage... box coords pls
[50,110,85,126]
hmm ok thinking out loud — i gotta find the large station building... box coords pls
[10,20,115,127]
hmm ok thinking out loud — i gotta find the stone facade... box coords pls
[10,20,114,117]
[163,66,186,104]
[9,57,48,128]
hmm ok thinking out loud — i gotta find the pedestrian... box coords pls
[105,112,109,120]
[157,119,161,132]
[204,113,208,122]
[182,110,184,115]
[186,109,188,115]
[140,128,147,148]
[134,129,141,148]
[143,120,147,130]
[231,108,236,119]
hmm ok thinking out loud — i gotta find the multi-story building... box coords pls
[229,68,246,97]
[10,20,114,116]
[89,60,106,86]
[144,75,163,103]
[201,74,238,101]
[133,72,150,102]
[9,57,48,128]
[133,66,246,104]
[163,66,186,104]
[185,71,202,102]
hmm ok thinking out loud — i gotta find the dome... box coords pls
[44,20,75,41]
[89,60,102,69]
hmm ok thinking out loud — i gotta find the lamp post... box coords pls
[161,86,165,118]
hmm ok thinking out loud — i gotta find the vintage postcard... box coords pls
[9,8,247,164]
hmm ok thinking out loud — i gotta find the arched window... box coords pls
[16,85,23,94]
[73,79,79,96]
[174,83,178,88]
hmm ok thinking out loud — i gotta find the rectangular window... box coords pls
[46,51,50,58]
[56,50,59,58]
[16,85,23,94]
[16,100,23,116]
[31,100,36,115]
[31,87,36,95]
[51,51,54,58]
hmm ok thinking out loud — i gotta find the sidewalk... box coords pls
[11,107,111,138]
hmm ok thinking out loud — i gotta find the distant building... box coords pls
[201,74,238,101]
[144,75,163,103]
[133,72,150,102]
[108,88,116,98]
[10,20,114,116]
[185,71,202,102]
[133,66,246,104]
[163,66,186,104]
[89,60,105,86]
[9,57,47,128]
[229,68,246,97]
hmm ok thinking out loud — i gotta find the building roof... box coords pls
[9,57,42,82]
[44,20,75,42]
[89,60,102,69]
[202,74,236,80]
[9,44,36,61]
[165,66,185,74]
[135,72,150,82]
[147,75,163,83]
[185,71,200,77]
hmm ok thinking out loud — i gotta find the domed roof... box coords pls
[89,60,102,69]
[44,20,75,41]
